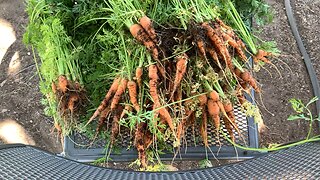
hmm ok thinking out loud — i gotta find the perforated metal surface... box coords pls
[65,104,258,162]
[1,143,320,179]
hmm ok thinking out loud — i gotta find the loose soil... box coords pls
[0,0,319,170]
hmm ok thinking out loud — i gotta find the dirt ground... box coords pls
[0,0,319,169]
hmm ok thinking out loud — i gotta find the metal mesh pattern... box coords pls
[1,143,320,179]
[74,105,248,149]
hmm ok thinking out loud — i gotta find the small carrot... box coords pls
[67,93,79,113]
[159,107,175,133]
[110,78,128,110]
[130,24,159,61]
[221,32,247,62]
[254,49,272,64]
[196,37,207,58]
[198,94,208,106]
[200,106,208,147]
[127,80,140,112]
[202,22,233,70]
[240,71,260,93]
[209,90,220,102]
[87,77,121,125]
[135,67,143,88]
[110,106,123,145]
[207,46,220,65]
[58,75,68,93]
[139,16,157,42]
[171,53,188,97]
[207,99,220,135]
[96,107,110,133]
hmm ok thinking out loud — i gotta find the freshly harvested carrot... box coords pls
[234,68,242,78]
[110,78,128,110]
[52,81,57,94]
[240,71,260,93]
[58,75,68,93]
[221,32,247,62]
[67,93,79,113]
[135,67,143,88]
[130,24,159,61]
[200,105,209,147]
[171,53,188,96]
[110,106,123,145]
[198,94,208,106]
[139,16,157,42]
[216,18,232,31]
[207,99,220,134]
[223,101,233,113]
[120,105,133,119]
[254,49,272,64]
[127,81,140,112]
[148,64,158,80]
[159,107,175,133]
[202,22,233,70]
[96,107,110,133]
[209,90,220,102]
[88,77,121,124]
[207,46,220,65]
[196,37,207,58]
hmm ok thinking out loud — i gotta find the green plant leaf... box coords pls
[289,98,304,113]
[287,114,305,121]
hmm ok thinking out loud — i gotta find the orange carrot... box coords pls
[159,107,175,133]
[135,67,143,88]
[196,38,206,58]
[202,22,233,70]
[207,46,220,65]
[240,71,260,93]
[198,94,208,106]
[139,16,157,42]
[67,93,79,113]
[58,75,68,93]
[221,32,247,62]
[127,80,140,112]
[88,77,121,125]
[96,107,110,133]
[110,78,128,110]
[254,49,272,64]
[110,106,123,145]
[171,53,188,96]
[209,90,220,102]
[130,24,159,61]
[200,106,208,147]
[207,99,220,134]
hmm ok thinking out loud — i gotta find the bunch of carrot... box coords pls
[86,12,270,167]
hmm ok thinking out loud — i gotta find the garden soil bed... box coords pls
[0,0,319,170]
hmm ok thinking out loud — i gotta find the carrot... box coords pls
[148,64,158,80]
[88,77,121,124]
[221,32,247,62]
[110,106,123,145]
[207,99,220,135]
[67,93,79,113]
[216,18,232,31]
[134,122,147,168]
[234,68,242,78]
[198,94,208,106]
[223,101,233,113]
[171,53,188,96]
[127,80,140,112]
[135,67,143,88]
[58,75,68,93]
[110,78,128,110]
[254,49,272,64]
[196,37,207,58]
[96,107,110,133]
[209,90,220,102]
[130,24,159,61]
[202,22,233,70]
[139,16,157,42]
[207,46,220,65]
[159,107,175,133]
[120,105,133,119]
[240,71,260,93]
[52,81,57,94]
[200,105,209,147]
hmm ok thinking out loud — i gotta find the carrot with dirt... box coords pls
[110,78,128,110]
[130,24,159,61]
[199,94,208,146]
[207,99,220,135]
[67,92,79,113]
[171,53,188,97]
[139,16,157,43]
[201,22,233,70]
[58,75,68,93]
[110,106,123,145]
[240,71,261,93]
[254,49,272,64]
[87,77,121,125]
[127,80,140,112]
[120,105,133,119]
[135,67,143,88]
